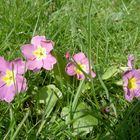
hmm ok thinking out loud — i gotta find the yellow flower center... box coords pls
[128,78,137,90]
[2,70,15,86]
[74,63,86,74]
[33,46,46,60]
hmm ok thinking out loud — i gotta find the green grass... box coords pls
[0,0,140,139]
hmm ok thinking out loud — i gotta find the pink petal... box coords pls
[81,57,89,65]
[0,86,5,100]
[27,60,43,71]
[73,52,86,63]
[21,44,36,59]
[11,59,27,75]
[127,54,134,69]
[134,69,140,80]
[65,63,76,76]
[31,36,46,46]
[91,71,96,78]
[0,72,6,87]
[77,73,85,80]
[80,58,96,78]
[0,80,5,88]
[134,88,140,98]
[41,40,53,53]
[43,54,57,70]
[82,59,90,73]
[16,75,27,93]
[33,68,41,72]
[0,85,15,103]
[0,57,10,72]
[124,88,134,102]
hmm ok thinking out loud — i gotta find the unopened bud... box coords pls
[65,52,70,60]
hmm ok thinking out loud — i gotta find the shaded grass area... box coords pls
[0,0,140,139]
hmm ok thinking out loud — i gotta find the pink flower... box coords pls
[65,52,96,80]
[21,36,57,71]
[123,69,140,102]
[123,54,140,102]
[0,57,27,103]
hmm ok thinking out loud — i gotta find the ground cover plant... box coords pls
[0,0,140,139]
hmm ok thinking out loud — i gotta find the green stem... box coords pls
[72,80,85,112]
[11,110,30,140]
[87,0,99,109]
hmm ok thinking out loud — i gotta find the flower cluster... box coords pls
[0,36,95,103]
[1,35,137,103]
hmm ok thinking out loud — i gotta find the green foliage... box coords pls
[102,66,119,80]
[38,84,62,104]
[61,102,98,136]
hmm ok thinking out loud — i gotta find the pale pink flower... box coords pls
[123,54,140,102]
[65,52,96,80]
[21,36,56,71]
[0,57,27,103]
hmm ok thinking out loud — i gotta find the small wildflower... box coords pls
[123,70,140,102]
[123,54,140,102]
[21,36,56,71]
[0,57,27,103]
[65,52,96,80]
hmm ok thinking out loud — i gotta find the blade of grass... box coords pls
[11,110,30,140]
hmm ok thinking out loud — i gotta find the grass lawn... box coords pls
[0,0,140,139]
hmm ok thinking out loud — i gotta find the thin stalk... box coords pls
[87,0,99,109]
[72,80,85,112]
[11,110,30,140]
